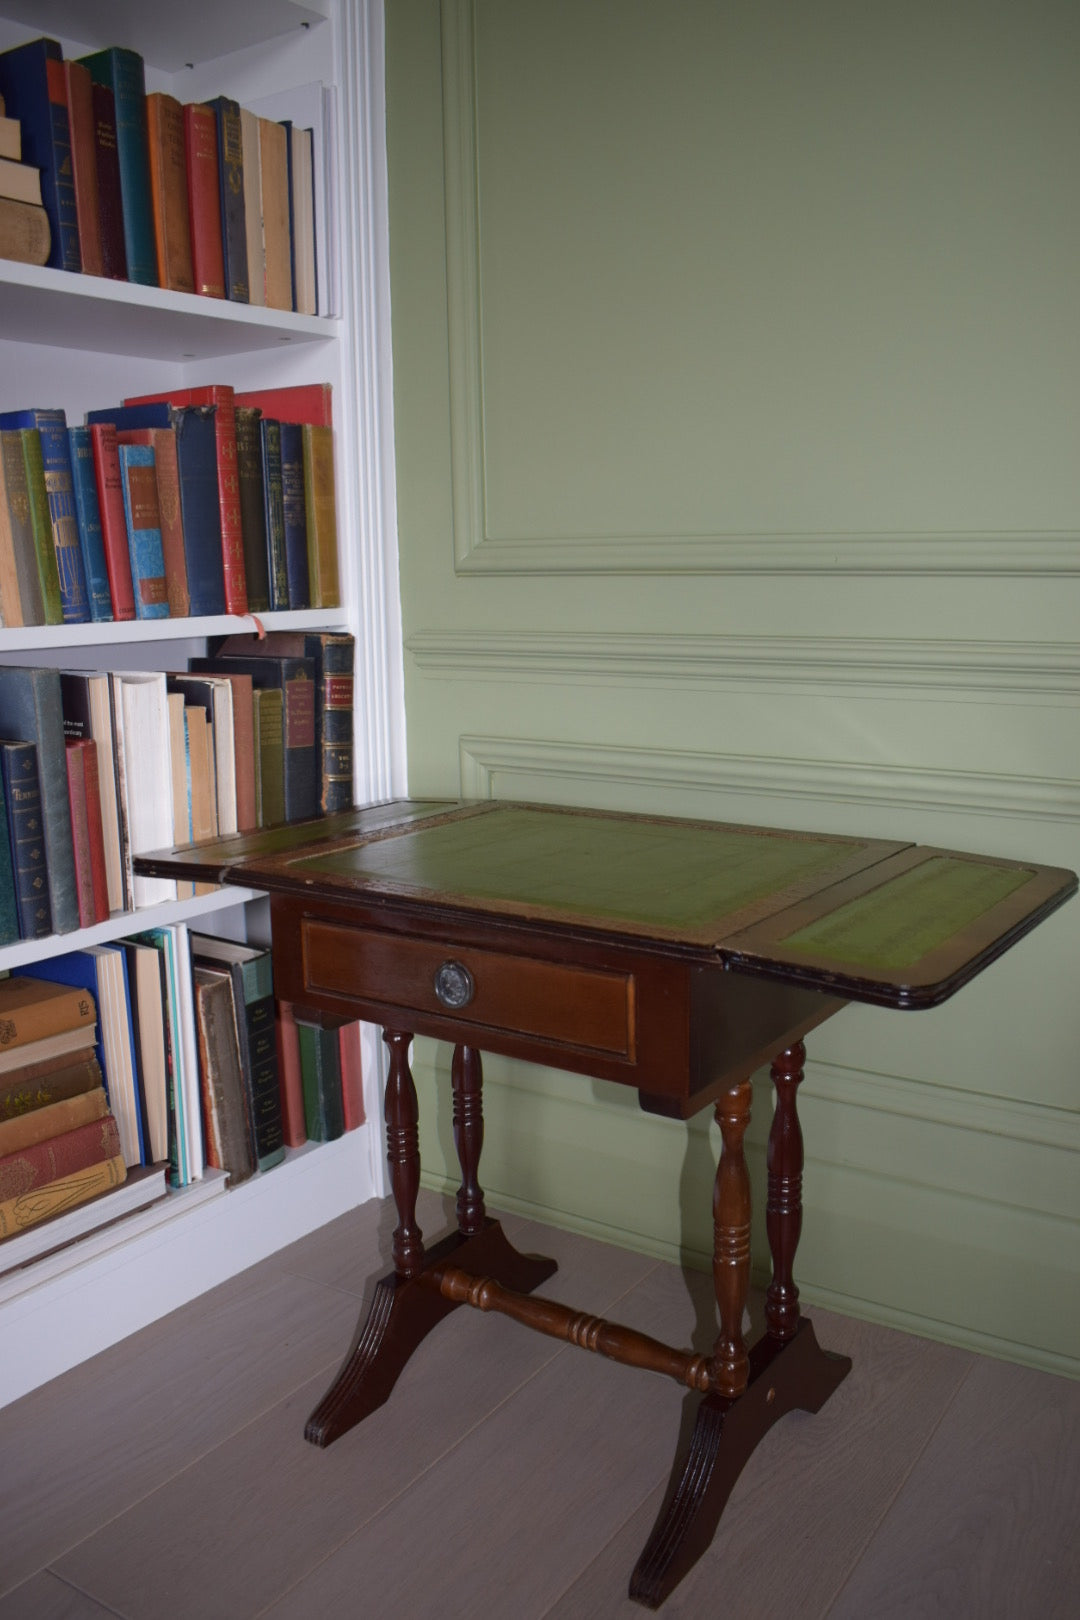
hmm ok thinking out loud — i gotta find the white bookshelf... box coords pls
[0,0,404,1405]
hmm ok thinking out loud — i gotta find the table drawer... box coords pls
[301,919,636,1059]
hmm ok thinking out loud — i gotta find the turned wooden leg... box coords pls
[766,1041,805,1341]
[711,1078,753,1398]
[451,1044,486,1236]
[383,1028,424,1279]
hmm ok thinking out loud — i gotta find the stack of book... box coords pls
[275,1002,366,1148]
[0,88,51,266]
[0,382,339,629]
[0,37,322,314]
[0,974,132,1245]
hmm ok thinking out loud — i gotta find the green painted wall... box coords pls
[385,0,1080,1374]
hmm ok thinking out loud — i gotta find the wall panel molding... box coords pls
[458,734,1080,824]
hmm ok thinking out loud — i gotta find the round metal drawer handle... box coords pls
[433,960,475,1009]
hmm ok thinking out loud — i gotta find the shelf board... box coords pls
[0,259,340,360]
[0,605,349,654]
[0,0,330,72]
[0,883,263,974]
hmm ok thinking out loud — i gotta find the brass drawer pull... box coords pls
[433,960,475,1009]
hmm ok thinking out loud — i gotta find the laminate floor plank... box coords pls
[826,1356,1080,1620]
[258,1187,457,1296]
[544,1309,974,1620]
[0,1570,122,1620]
[49,1222,657,1620]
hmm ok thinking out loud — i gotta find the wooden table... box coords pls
[137,799,1076,1608]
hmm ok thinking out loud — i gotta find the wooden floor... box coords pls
[3,1188,1078,1620]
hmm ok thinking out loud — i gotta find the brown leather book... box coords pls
[65,737,109,927]
[257,116,292,311]
[63,60,103,276]
[183,102,225,298]
[145,91,194,294]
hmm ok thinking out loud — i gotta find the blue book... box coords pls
[0,408,90,624]
[0,761,19,946]
[14,947,147,1167]
[204,97,249,303]
[278,421,311,609]
[0,667,78,934]
[116,445,169,619]
[86,402,225,616]
[77,47,157,287]
[0,740,50,941]
[67,426,114,623]
[280,119,298,312]
[0,36,81,273]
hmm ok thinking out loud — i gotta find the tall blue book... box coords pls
[204,97,249,303]
[278,421,311,609]
[77,47,157,287]
[0,762,19,946]
[116,445,169,619]
[0,740,51,941]
[0,35,81,273]
[0,408,90,624]
[86,402,225,616]
[0,666,79,934]
[67,426,114,622]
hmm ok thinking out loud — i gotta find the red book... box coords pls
[0,1110,121,1195]
[274,1001,306,1148]
[115,427,190,617]
[183,102,225,299]
[122,385,247,615]
[64,60,103,277]
[91,81,127,280]
[338,1019,365,1131]
[233,383,333,430]
[88,423,136,619]
[65,738,109,927]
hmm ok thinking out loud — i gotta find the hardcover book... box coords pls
[0,760,17,946]
[252,686,284,828]
[145,92,195,294]
[115,426,189,617]
[192,966,255,1186]
[190,934,285,1173]
[61,668,127,915]
[0,36,81,273]
[204,97,249,302]
[183,101,225,299]
[0,1084,108,1159]
[295,1013,345,1142]
[278,420,311,610]
[273,1000,305,1147]
[238,106,265,308]
[0,1150,126,1241]
[233,407,271,613]
[78,47,157,286]
[0,427,42,627]
[302,424,340,608]
[0,667,79,933]
[64,737,110,927]
[191,654,316,823]
[257,116,292,311]
[111,672,176,908]
[0,973,97,1051]
[0,1112,123,1229]
[117,444,169,619]
[67,425,114,622]
[87,422,136,620]
[91,81,127,280]
[260,417,289,610]
[0,195,50,266]
[63,59,103,277]
[0,1052,102,1123]
[0,739,51,939]
[0,417,80,624]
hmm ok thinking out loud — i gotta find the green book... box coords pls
[296,1016,344,1142]
[17,429,63,625]
[252,686,285,827]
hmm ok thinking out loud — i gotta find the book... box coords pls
[183,701,216,848]
[252,686,284,827]
[133,925,199,1187]
[0,109,18,161]
[260,417,290,610]
[233,382,333,430]
[234,406,271,613]
[0,1050,101,1121]
[63,59,103,277]
[0,666,79,932]
[91,80,127,280]
[67,425,114,622]
[258,116,292,310]
[167,674,237,836]
[190,654,316,823]
[238,106,265,309]
[295,1013,345,1141]
[0,194,50,266]
[190,934,285,1173]
[165,691,194,900]
[0,758,17,945]
[117,445,169,618]
[78,47,157,286]
[120,937,169,1165]
[111,671,176,907]
[339,1019,365,1131]
[60,669,127,914]
[91,403,223,617]
[278,420,311,610]
[145,92,194,294]
[204,97,249,302]
[0,973,96,1053]
[0,1151,126,1241]
[0,1113,124,1239]
[0,1023,96,1080]
[0,738,51,939]
[192,966,255,1187]
[122,386,246,615]
[64,737,109,927]
[0,36,80,273]
[0,1084,108,1157]
[0,426,40,627]
[87,422,136,620]
[197,671,255,834]
[12,428,63,624]
[183,101,225,298]
[274,1000,305,1147]
[289,124,317,316]
[0,1157,165,1270]
[302,424,341,608]
[0,153,42,206]
[0,410,89,623]
[114,426,189,617]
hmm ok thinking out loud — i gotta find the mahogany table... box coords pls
[137,799,1076,1608]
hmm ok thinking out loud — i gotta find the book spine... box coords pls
[0,767,16,946]
[183,103,225,298]
[117,446,169,618]
[31,411,90,624]
[296,1018,344,1142]
[18,430,63,625]
[278,421,311,610]
[260,418,289,610]
[193,971,255,1186]
[171,407,225,616]
[339,1019,365,1131]
[88,423,136,619]
[258,118,292,311]
[115,428,190,616]
[233,384,333,428]
[254,688,284,826]
[91,82,127,280]
[302,424,341,608]
[63,60,103,277]
[0,195,50,267]
[238,956,285,1170]
[79,736,110,923]
[0,1052,102,1120]
[209,392,247,615]
[311,633,355,815]
[145,92,194,294]
[0,1151,125,1239]
[1,741,51,939]
[0,1111,121,1191]
[281,119,297,311]
[0,1086,107,1158]
[67,426,114,621]
[0,429,38,625]
[80,47,157,286]
[238,107,264,308]
[208,98,249,302]
[234,407,270,613]
[0,41,81,272]
[64,741,95,929]
[274,1002,306,1146]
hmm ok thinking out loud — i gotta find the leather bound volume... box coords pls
[0,1051,100,1120]
[87,424,136,620]
[274,1001,306,1147]
[0,1149,125,1240]
[191,935,284,1173]
[0,766,16,946]
[183,102,225,298]
[91,82,127,280]
[0,36,81,272]
[63,60,103,277]
[0,1085,108,1159]
[0,428,38,627]
[252,687,284,828]
[0,739,51,939]
[192,967,255,1187]
[257,116,292,311]
[0,1111,122,1208]
[204,97,249,302]
[67,425,114,622]
[0,973,96,1051]
[191,654,316,824]
[278,421,310,610]
[234,407,271,613]
[302,424,340,608]
[0,411,88,624]
[116,427,191,617]
[260,418,289,610]
[117,446,169,619]
[65,738,109,927]
[0,669,79,935]
[78,47,157,286]
[145,92,194,294]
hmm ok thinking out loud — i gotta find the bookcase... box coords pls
[0,0,404,1406]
